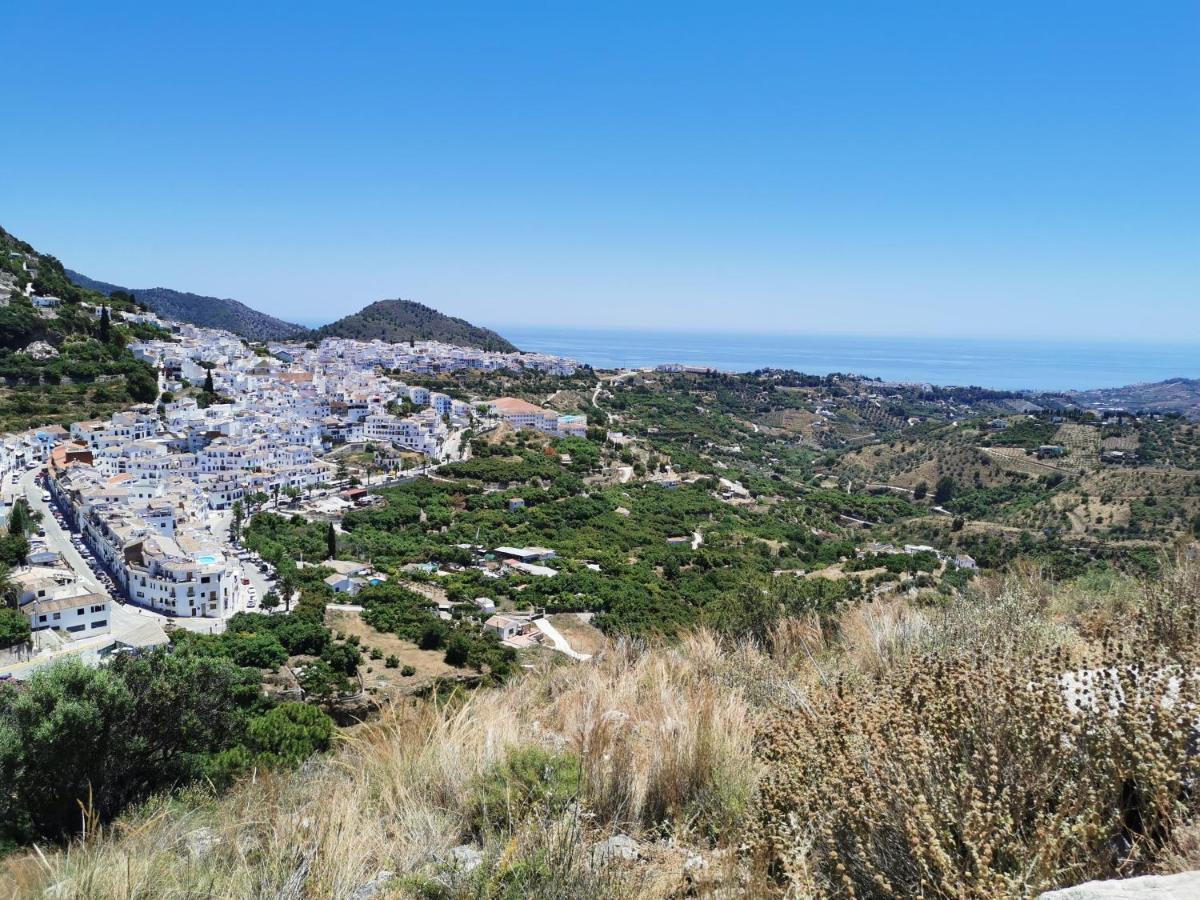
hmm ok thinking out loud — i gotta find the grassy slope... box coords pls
[8,563,1200,899]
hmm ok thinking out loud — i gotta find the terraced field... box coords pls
[982,446,1086,477]
[1054,423,1101,460]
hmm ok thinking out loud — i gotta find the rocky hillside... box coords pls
[66,271,307,342]
[314,298,517,352]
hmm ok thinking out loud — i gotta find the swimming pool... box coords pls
[196,553,218,565]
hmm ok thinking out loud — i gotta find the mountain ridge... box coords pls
[66,272,519,351]
[65,270,308,342]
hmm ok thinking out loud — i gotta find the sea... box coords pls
[495,326,1200,393]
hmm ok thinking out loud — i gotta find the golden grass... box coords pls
[8,562,1200,899]
[4,634,763,899]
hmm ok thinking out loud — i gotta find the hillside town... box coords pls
[0,318,583,675]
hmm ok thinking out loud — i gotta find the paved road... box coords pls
[534,617,591,662]
[19,466,108,596]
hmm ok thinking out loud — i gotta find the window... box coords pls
[78,608,85,615]
[38,615,47,623]
[90,605,105,613]
[66,624,85,633]
[53,612,61,620]
[91,620,107,629]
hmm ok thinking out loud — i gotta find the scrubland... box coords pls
[6,561,1200,899]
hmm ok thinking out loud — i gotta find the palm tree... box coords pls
[279,575,295,613]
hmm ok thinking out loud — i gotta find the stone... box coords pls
[348,869,395,900]
[21,341,58,361]
[591,833,640,865]
[1039,871,1200,900]
[449,844,483,872]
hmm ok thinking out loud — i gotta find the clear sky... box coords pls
[2,2,1196,339]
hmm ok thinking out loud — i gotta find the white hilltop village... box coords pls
[0,308,583,676]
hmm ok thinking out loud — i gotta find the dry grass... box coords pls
[330,610,460,699]
[752,562,1200,898]
[4,634,764,900]
[547,614,605,656]
[8,564,1200,899]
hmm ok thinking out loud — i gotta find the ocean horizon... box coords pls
[493,326,1200,393]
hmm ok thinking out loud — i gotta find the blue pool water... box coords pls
[196,554,218,565]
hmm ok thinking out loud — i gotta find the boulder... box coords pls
[1039,871,1200,900]
[591,833,640,866]
[21,341,58,361]
[449,844,483,872]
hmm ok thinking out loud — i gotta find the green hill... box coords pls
[66,270,307,342]
[0,226,163,431]
[313,298,517,351]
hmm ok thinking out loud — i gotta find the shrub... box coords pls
[385,655,399,669]
[752,576,1200,897]
[400,664,416,677]
[0,608,31,649]
[468,747,581,835]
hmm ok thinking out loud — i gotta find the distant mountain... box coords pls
[1048,378,1200,419]
[313,298,518,352]
[66,270,308,342]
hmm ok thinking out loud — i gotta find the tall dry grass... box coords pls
[7,561,1200,899]
[3,633,764,899]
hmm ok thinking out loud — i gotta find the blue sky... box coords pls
[2,2,1196,339]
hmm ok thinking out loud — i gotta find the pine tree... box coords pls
[325,521,337,560]
[8,500,29,536]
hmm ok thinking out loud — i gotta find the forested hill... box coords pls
[313,298,518,351]
[66,270,308,342]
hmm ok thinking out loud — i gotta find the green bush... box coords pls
[468,747,581,835]
[0,608,31,649]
